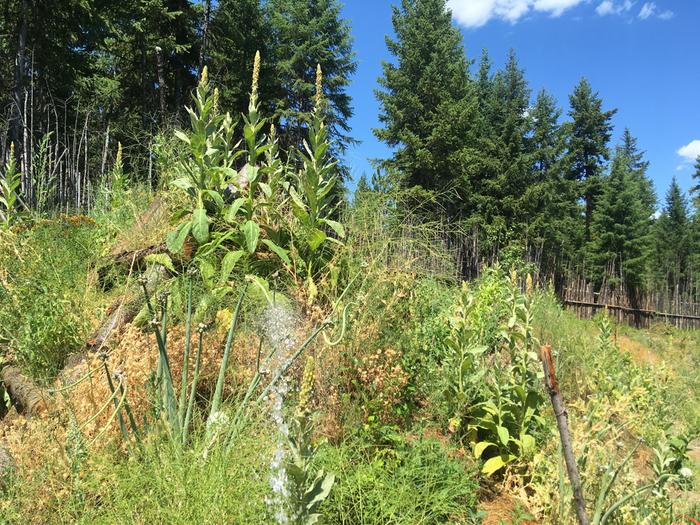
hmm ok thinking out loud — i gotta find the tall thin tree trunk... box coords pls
[101,123,111,181]
[11,0,29,167]
[140,36,148,129]
[155,46,168,123]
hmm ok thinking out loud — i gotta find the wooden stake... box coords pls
[540,345,589,525]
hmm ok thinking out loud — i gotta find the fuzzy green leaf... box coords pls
[242,220,260,254]
[307,228,327,252]
[261,239,291,265]
[144,253,176,273]
[166,221,192,253]
[191,208,210,243]
[220,250,245,284]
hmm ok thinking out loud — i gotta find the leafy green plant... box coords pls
[31,132,57,213]
[0,220,95,379]
[285,66,345,302]
[285,357,335,524]
[443,270,545,476]
[0,144,23,228]
[167,65,235,253]
[167,56,344,309]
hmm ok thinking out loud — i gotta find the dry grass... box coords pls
[617,335,661,366]
[480,492,537,525]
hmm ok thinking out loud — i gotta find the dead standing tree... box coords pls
[540,344,589,525]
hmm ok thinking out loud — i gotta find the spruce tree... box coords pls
[564,78,617,241]
[588,146,653,294]
[266,0,356,159]
[654,178,690,291]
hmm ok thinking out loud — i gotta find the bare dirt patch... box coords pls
[480,493,538,525]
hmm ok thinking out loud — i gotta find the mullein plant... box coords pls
[284,356,335,525]
[286,65,345,304]
[444,271,545,476]
[0,144,23,227]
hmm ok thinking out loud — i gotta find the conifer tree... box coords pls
[374,0,479,213]
[564,78,617,241]
[689,155,700,208]
[654,178,690,291]
[588,146,653,294]
[522,89,579,267]
[267,0,356,159]
[620,128,655,217]
[492,51,531,209]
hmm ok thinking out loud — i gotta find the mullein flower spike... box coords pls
[250,50,261,111]
[315,64,323,112]
[296,356,315,418]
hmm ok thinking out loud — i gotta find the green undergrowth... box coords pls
[0,218,100,379]
[0,186,161,381]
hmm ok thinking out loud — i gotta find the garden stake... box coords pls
[540,344,589,525]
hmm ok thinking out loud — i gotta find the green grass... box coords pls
[0,219,100,379]
[318,435,480,525]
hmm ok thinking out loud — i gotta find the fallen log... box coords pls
[64,264,167,371]
[0,366,48,417]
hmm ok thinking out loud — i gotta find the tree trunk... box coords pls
[0,366,48,417]
[10,0,30,167]
[155,46,168,122]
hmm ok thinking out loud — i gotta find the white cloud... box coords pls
[677,140,700,163]
[638,2,655,19]
[447,0,585,27]
[533,0,585,16]
[447,0,671,26]
[596,0,634,16]
[596,1,616,15]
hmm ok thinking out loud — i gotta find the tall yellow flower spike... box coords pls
[315,63,323,112]
[252,50,261,101]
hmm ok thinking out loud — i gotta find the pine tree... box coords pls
[374,0,479,215]
[267,0,356,158]
[564,78,617,241]
[654,178,690,291]
[588,146,653,294]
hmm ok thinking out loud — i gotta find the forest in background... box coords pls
[2,0,700,309]
[1,1,700,523]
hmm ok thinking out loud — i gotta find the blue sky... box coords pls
[339,0,700,202]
